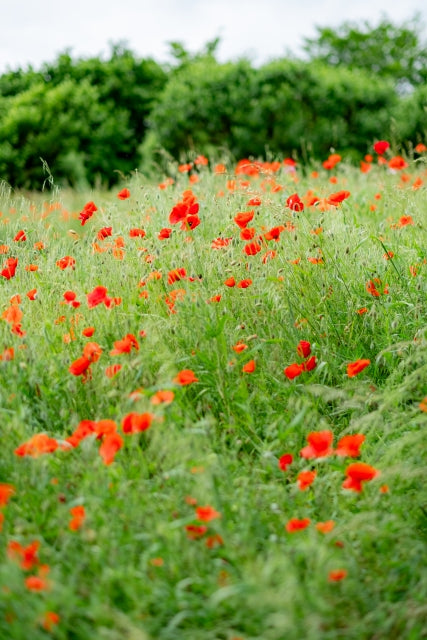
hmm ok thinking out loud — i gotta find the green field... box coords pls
[0,149,426,639]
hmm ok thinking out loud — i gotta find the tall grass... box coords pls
[0,154,426,639]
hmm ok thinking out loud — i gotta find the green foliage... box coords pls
[149,58,398,160]
[303,15,427,90]
[0,44,167,189]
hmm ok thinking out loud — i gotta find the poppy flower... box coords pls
[296,341,311,358]
[284,363,304,380]
[342,462,379,492]
[264,226,285,241]
[56,256,75,270]
[322,154,341,170]
[234,211,254,229]
[237,279,252,289]
[97,226,112,240]
[82,326,95,337]
[15,434,58,457]
[87,285,111,308]
[117,188,130,200]
[69,356,91,377]
[185,524,208,540]
[7,540,40,569]
[327,191,350,205]
[278,453,293,471]
[232,342,248,353]
[224,277,236,287]
[240,227,256,240]
[373,141,390,155]
[300,431,334,459]
[158,228,172,240]
[315,520,335,534]
[151,390,175,405]
[14,230,26,242]
[129,228,146,238]
[69,506,85,531]
[99,431,123,465]
[25,567,50,592]
[303,356,317,372]
[41,612,60,632]
[78,201,97,225]
[121,412,153,434]
[1,257,18,279]
[388,156,408,170]
[244,241,262,256]
[168,268,186,285]
[242,359,256,373]
[286,193,304,212]
[110,333,139,355]
[0,483,15,507]
[174,369,198,385]
[83,342,102,363]
[347,359,370,378]
[285,518,311,533]
[335,434,365,457]
[105,364,122,378]
[196,505,221,522]
[0,347,14,361]
[328,569,347,582]
[297,470,316,490]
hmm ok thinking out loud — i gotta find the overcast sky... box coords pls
[1,0,426,73]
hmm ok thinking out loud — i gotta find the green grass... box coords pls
[0,155,426,639]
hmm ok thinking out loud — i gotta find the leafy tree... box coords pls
[303,15,427,90]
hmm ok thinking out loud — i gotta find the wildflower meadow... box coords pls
[0,144,426,639]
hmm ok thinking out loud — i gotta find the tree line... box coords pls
[0,16,426,189]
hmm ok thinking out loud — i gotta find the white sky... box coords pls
[1,0,426,73]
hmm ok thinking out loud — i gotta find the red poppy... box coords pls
[315,520,335,534]
[69,356,91,377]
[168,268,186,285]
[87,285,111,308]
[82,326,95,337]
[121,412,153,434]
[97,226,112,240]
[14,230,27,242]
[240,227,256,241]
[78,201,97,225]
[83,341,102,363]
[99,431,123,465]
[41,612,60,632]
[264,226,285,241]
[335,434,365,457]
[1,257,18,279]
[56,256,75,270]
[285,517,311,533]
[300,431,334,459]
[322,154,341,170]
[297,470,317,490]
[247,197,261,206]
[303,356,317,372]
[158,228,172,240]
[174,369,198,385]
[151,390,175,405]
[232,342,248,353]
[129,228,146,238]
[244,241,262,256]
[15,434,58,457]
[105,364,122,378]
[342,462,379,492]
[242,359,256,373]
[278,453,293,471]
[284,363,304,380]
[237,279,252,289]
[373,141,390,155]
[196,505,221,522]
[224,277,236,287]
[234,211,254,229]
[117,188,130,200]
[0,347,14,361]
[69,506,85,531]
[388,156,408,170]
[347,359,370,377]
[327,191,351,205]
[8,540,40,569]
[110,333,139,355]
[0,483,15,507]
[286,193,304,212]
[296,341,311,358]
[185,524,208,539]
[328,569,347,582]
